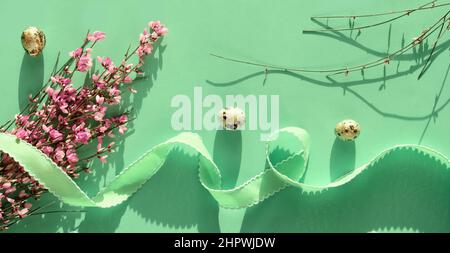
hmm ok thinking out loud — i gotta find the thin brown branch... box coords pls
[304,1,438,32]
[418,12,449,79]
[311,1,448,19]
[211,11,449,78]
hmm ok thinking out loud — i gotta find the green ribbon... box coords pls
[0,127,449,209]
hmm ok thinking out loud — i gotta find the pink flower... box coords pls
[75,130,91,144]
[140,29,149,43]
[1,182,11,189]
[45,87,54,97]
[69,48,83,58]
[51,76,71,86]
[94,111,105,121]
[96,95,105,105]
[97,56,113,68]
[98,155,108,164]
[41,146,54,155]
[93,106,107,121]
[17,208,29,218]
[66,151,79,164]
[97,136,104,152]
[87,31,106,42]
[49,129,63,141]
[5,186,16,194]
[99,125,108,133]
[123,76,133,84]
[148,21,168,36]
[119,115,128,124]
[137,43,153,57]
[92,74,99,82]
[77,53,92,72]
[15,114,30,126]
[118,124,127,135]
[15,128,30,139]
[42,124,52,133]
[54,148,65,162]
[19,191,29,199]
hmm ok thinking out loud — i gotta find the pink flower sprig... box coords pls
[0,21,167,230]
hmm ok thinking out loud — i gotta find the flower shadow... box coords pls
[213,130,242,189]
[74,40,170,232]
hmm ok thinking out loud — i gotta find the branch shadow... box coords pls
[207,18,449,124]
[241,148,450,232]
[419,63,450,144]
[206,41,450,123]
[5,194,84,233]
[303,19,448,62]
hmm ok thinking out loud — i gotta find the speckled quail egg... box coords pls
[335,119,360,141]
[218,107,246,130]
[21,27,46,56]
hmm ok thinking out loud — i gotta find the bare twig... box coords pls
[311,1,447,19]
[211,10,449,78]
[304,1,439,32]
[418,12,449,79]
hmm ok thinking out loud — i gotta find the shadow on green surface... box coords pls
[76,147,220,233]
[5,193,84,233]
[18,53,44,112]
[7,40,188,233]
[330,138,356,181]
[304,19,450,62]
[126,147,220,232]
[75,41,219,232]
[213,130,242,189]
[75,40,178,232]
[206,41,450,123]
[241,148,450,232]
[418,63,450,144]
[207,18,450,122]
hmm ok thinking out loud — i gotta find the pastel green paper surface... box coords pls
[0,0,449,232]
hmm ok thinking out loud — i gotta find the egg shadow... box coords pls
[18,53,44,112]
[213,130,242,188]
[329,138,356,181]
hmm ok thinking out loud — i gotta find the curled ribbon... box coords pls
[0,127,449,209]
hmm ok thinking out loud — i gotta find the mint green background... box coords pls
[1,0,449,232]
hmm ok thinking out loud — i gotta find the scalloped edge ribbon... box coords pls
[0,127,449,209]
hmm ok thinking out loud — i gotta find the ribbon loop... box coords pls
[1,128,449,209]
